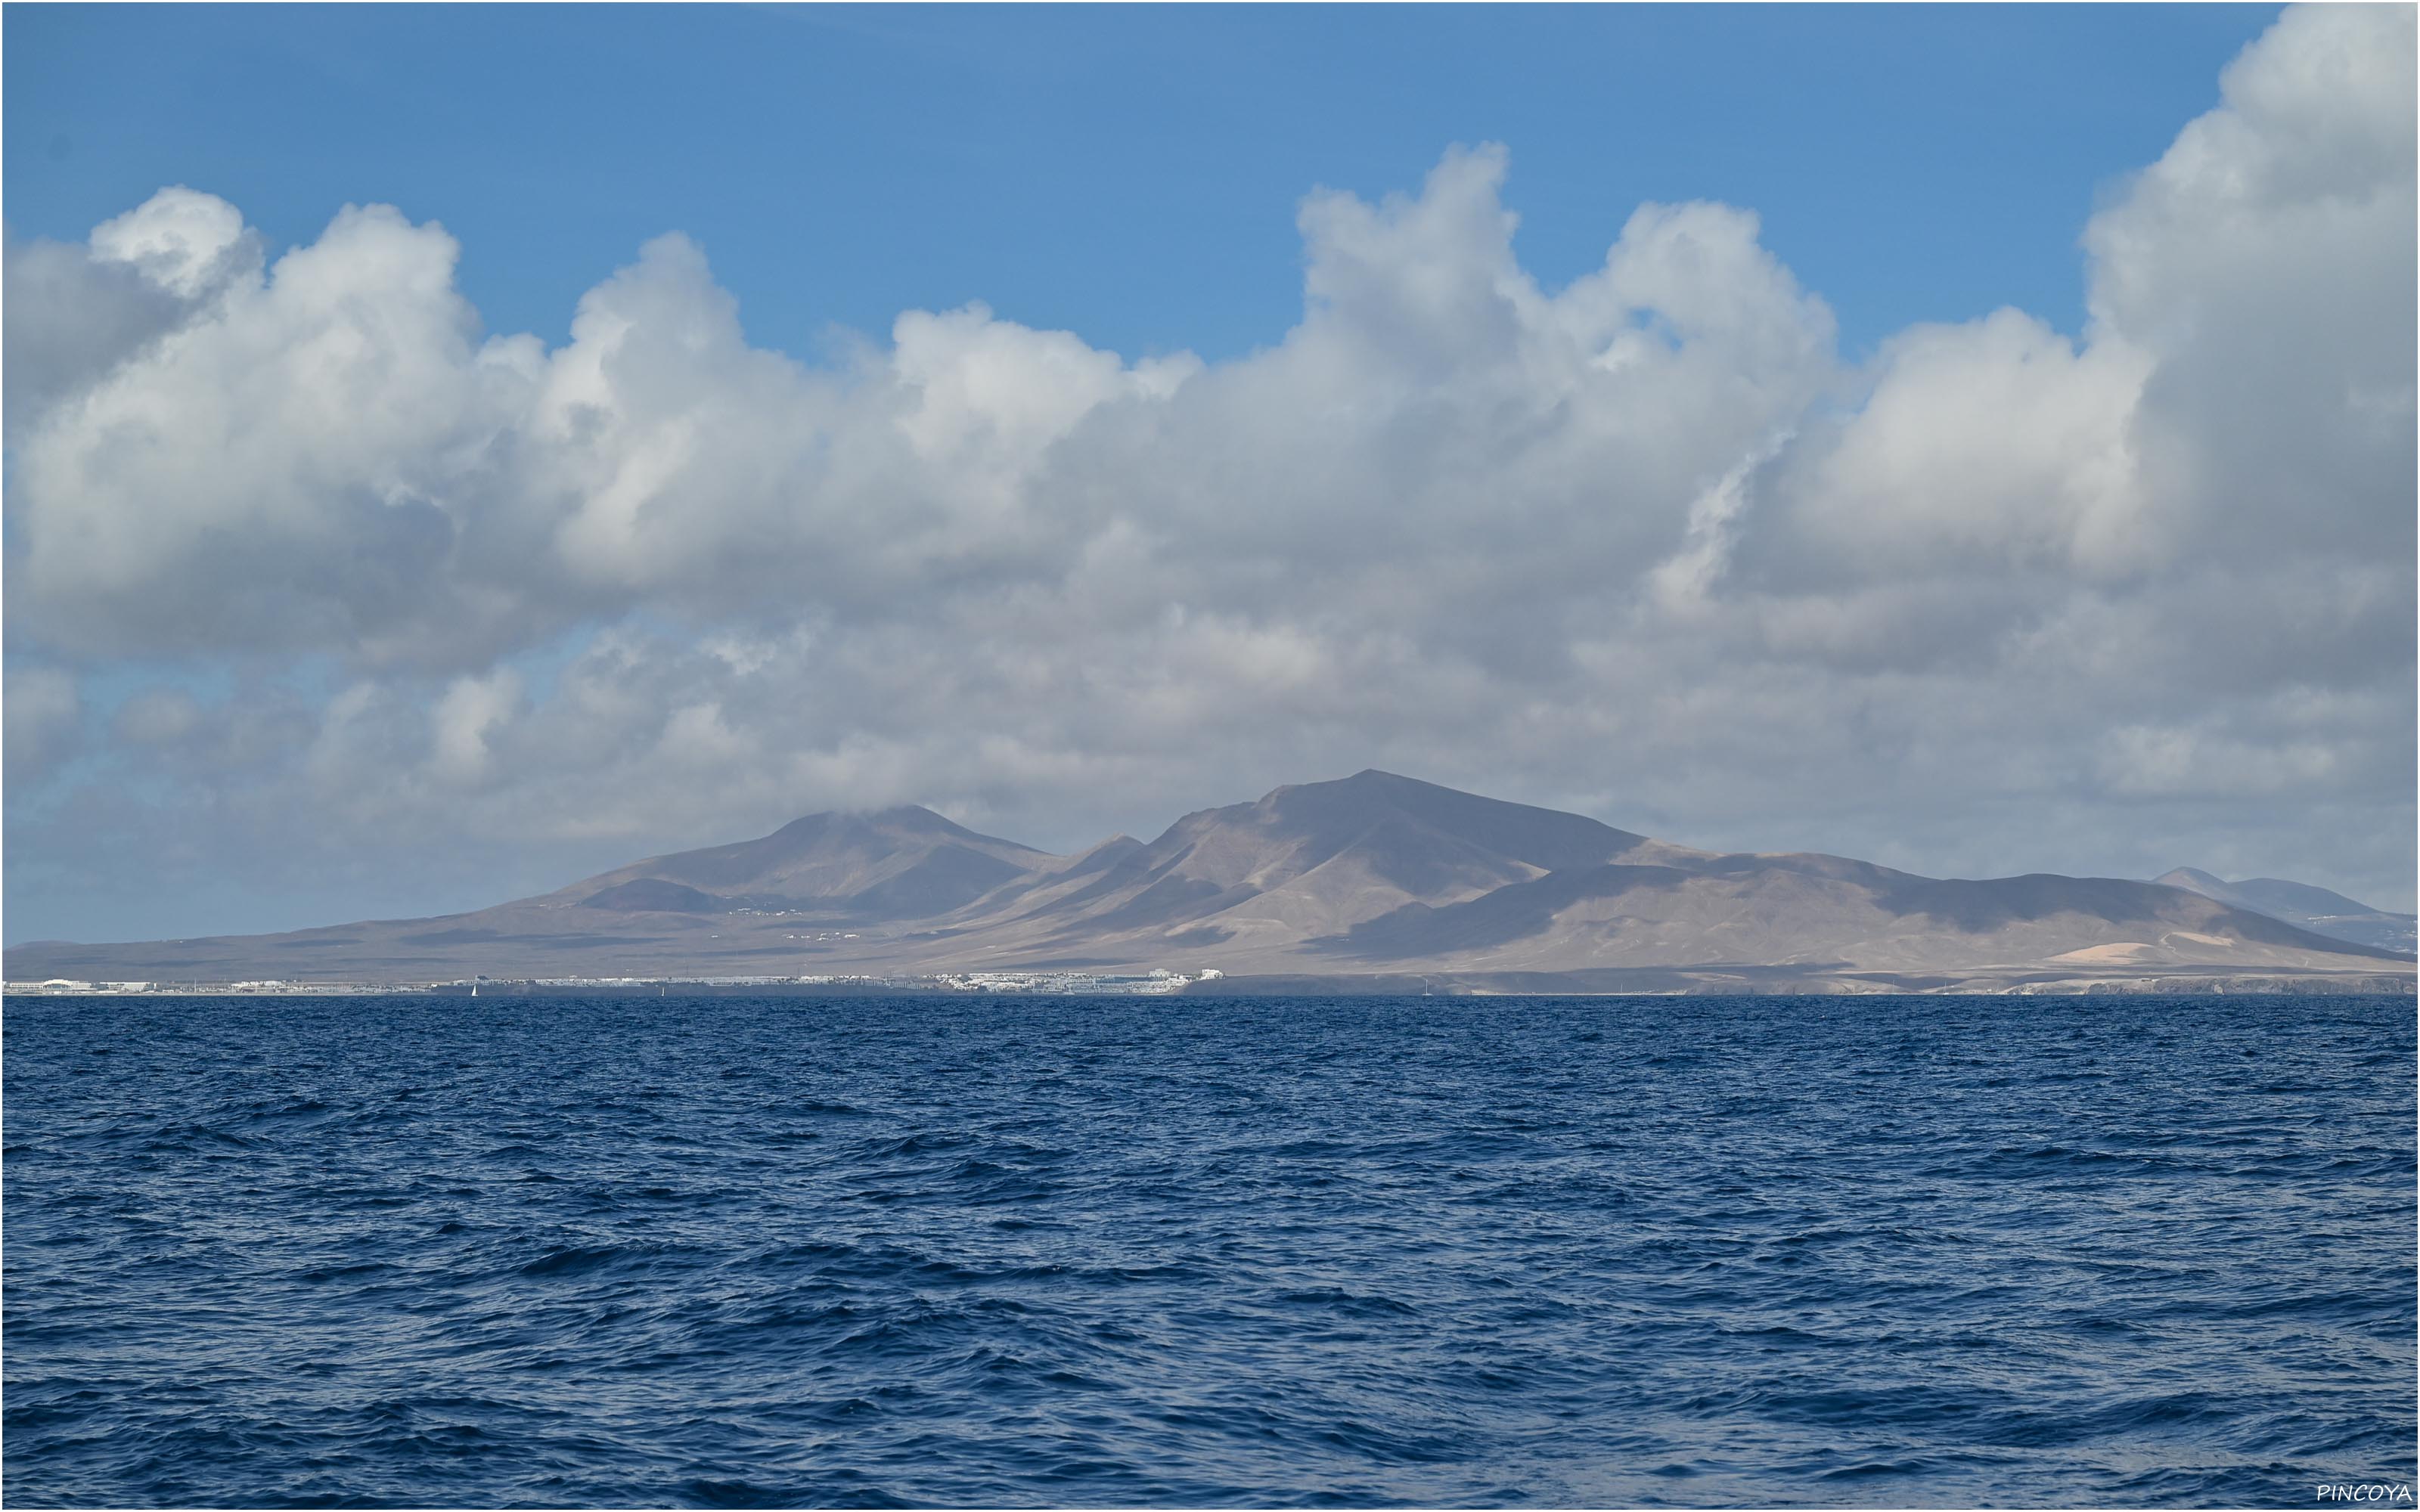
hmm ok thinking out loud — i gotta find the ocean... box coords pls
[4,992,2412,1507]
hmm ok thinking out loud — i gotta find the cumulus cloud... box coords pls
[0,187,262,441]
[5,4,2412,938]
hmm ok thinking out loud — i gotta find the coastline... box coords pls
[10,967,2412,999]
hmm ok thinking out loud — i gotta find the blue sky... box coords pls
[7,4,2411,945]
[9,4,2276,364]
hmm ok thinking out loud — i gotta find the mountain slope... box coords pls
[955,770,1702,959]
[1309,863,2401,974]
[563,807,1052,919]
[7,773,2408,991]
[2152,867,2416,955]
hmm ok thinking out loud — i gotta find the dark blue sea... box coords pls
[5,993,2412,1507]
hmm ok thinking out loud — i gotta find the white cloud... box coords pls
[1747,2,2412,603]
[4,3,2412,935]
[2090,2,2417,565]
[87,186,258,299]
[427,668,524,786]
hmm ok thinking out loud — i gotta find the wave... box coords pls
[5,990,2410,1507]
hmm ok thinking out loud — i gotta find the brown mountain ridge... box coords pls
[8,770,2409,993]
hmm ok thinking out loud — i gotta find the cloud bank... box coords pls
[7,5,2413,938]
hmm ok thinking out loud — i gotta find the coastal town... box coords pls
[7,969,1227,996]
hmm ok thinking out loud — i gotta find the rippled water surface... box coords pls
[5,993,2412,1507]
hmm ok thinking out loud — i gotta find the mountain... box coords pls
[567,806,1051,920]
[2150,867,2416,955]
[8,771,2409,994]
[958,770,1703,962]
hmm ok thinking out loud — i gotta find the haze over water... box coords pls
[5,992,2412,1507]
